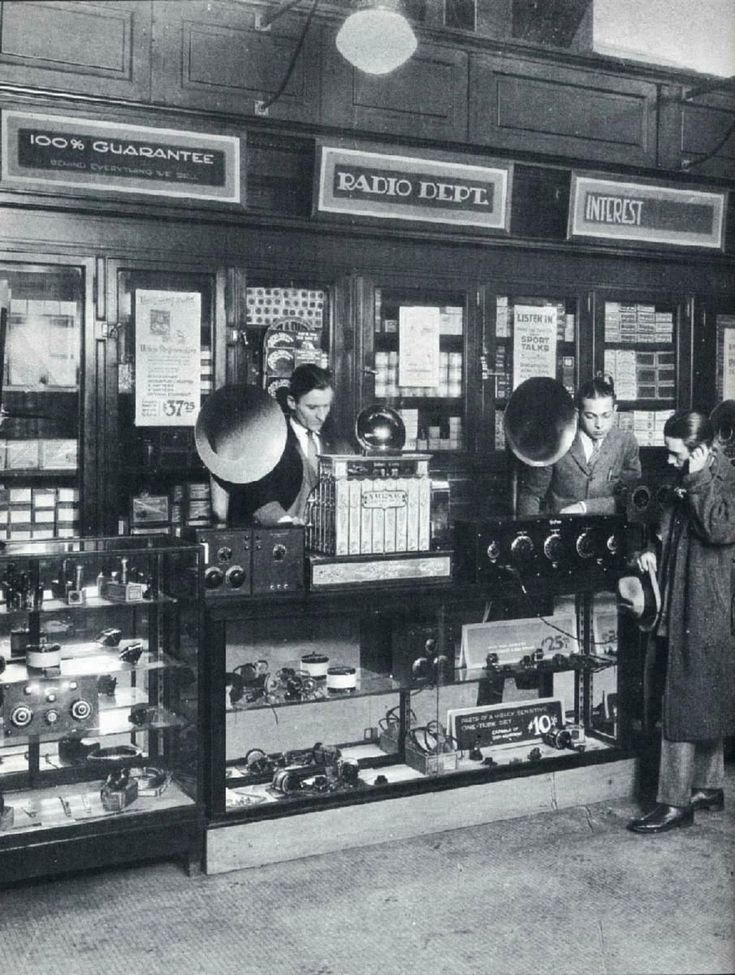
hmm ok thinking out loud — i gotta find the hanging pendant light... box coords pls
[336,0,417,75]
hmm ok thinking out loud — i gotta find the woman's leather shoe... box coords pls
[690,788,724,811]
[627,803,694,833]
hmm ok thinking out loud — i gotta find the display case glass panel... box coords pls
[216,576,623,816]
[0,263,84,540]
[0,536,201,838]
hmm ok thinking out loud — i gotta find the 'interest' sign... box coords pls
[568,174,726,250]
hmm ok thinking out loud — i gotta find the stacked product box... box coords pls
[496,297,510,338]
[0,486,80,540]
[201,348,213,394]
[307,454,432,557]
[246,287,325,328]
[495,409,506,450]
[631,410,675,447]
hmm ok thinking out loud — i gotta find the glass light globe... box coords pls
[336,7,417,75]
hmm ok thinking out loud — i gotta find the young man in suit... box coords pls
[210,364,339,527]
[517,377,641,516]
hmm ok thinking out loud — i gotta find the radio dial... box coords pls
[272,544,287,562]
[543,534,564,563]
[225,565,246,589]
[485,540,501,562]
[70,699,92,721]
[575,531,596,559]
[10,704,33,728]
[510,534,535,562]
[204,566,225,590]
[217,546,233,562]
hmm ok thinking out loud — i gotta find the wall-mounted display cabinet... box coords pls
[0,535,203,883]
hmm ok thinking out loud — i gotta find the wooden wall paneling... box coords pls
[150,0,321,122]
[469,53,658,167]
[656,83,685,171]
[0,1,151,100]
[321,33,469,142]
[680,92,735,179]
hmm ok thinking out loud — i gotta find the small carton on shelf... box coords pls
[5,440,40,470]
[40,439,78,470]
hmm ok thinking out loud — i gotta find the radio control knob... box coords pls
[217,546,233,562]
[225,565,246,589]
[10,704,33,728]
[45,692,57,703]
[575,531,596,559]
[606,534,620,555]
[45,709,60,725]
[510,534,535,562]
[272,544,287,562]
[204,566,225,589]
[70,699,92,721]
[485,539,501,562]
[543,534,564,563]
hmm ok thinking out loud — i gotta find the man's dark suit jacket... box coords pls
[517,427,641,515]
[219,424,346,526]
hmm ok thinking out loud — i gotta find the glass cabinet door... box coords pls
[486,290,580,453]
[0,263,85,543]
[370,285,470,453]
[594,289,686,450]
[113,267,216,536]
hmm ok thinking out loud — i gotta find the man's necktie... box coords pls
[589,439,601,465]
[306,431,319,478]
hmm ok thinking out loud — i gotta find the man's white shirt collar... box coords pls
[579,428,603,461]
[290,417,319,453]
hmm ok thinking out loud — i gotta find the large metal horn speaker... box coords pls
[710,400,735,444]
[503,377,577,467]
[195,384,287,484]
[710,400,735,463]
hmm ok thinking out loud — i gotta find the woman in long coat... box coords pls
[628,410,735,834]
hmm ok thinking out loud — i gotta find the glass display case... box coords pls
[0,263,84,541]
[0,535,202,882]
[207,563,628,825]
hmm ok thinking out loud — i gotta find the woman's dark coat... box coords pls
[650,448,735,741]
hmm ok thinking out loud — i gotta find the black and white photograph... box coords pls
[0,1,733,972]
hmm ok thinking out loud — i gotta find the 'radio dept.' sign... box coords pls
[334,167,493,210]
[317,146,512,230]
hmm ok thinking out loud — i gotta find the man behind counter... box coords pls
[517,377,641,516]
[211,364,338,527]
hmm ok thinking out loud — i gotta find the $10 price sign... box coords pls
[447,698,564,751]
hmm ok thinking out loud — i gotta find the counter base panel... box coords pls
[204,756,636,875]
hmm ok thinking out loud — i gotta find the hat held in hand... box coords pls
[617,564,661,632]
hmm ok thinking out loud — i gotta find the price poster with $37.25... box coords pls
[134,289,201,426]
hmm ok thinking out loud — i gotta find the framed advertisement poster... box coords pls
[134,290,201,427]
